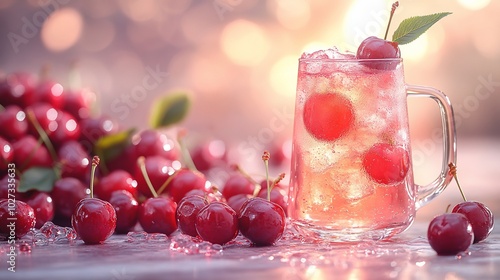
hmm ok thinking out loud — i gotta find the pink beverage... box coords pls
[288,48,456,241]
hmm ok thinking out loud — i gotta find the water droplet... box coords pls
[148,233,168,242]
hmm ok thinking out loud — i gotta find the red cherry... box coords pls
[134,156,174,198]
[109,190,139,234]
[191,140,227,171]
[427,213,474,255]
[25,192,54,229]
[167,169,207,203]
[95,170,138,202]
[222,174,255,201]
[0,137,14,172]
[452,201,494,244]
[175,195,208,237]
[33,80,64,109]
[195,201,238,245]
[362,143,410,185]
[303,93,354,141]
[72,197,116,244]
[0,199,36,239]
[58,140,91,181]
[356,36,401,70]
[13,135,52,171]
[79,116,119,149]
[0,105,28,141]
[238,197,286,246]
[138,197,177,235]
[62,89,95,120]
[226,193,252,215]
[257,187,288,215]
[0,72,36,108]
[51,177,88,220]
[105,144,137,174]
[132,130,179,161]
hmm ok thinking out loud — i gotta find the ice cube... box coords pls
[330,164,374,201]
[126,231,148,243]
[148,233,169,243]
[301,141,343,173]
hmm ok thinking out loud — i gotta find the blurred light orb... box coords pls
[41,8,83,52]
[220,19,270,66]
[119,0,156,22]
[269,56,297,97]
[275,0,311,30]
[458,0,491,10]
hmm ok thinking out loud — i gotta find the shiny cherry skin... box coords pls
[356,36,401,70]
[95,170,138,202]
[135,156,174,198]
[13,135,52,171]
[0,199,36,239]
[33,80,64,109]
[58,140,91,181]
[303,93,354,141]
[25,191,54,228]
[362,143,410,185]
[175,195,208,237]
[105,144,137,174]
[222,174,255,201]
[191,140,227,171]
[79,116,119,149]
[138,197,177,235]
[257,187,288,215]
[227,193,251,215]
[132,130,179,161]
[168,169,207,203]
[238,197,286,246]
[109,190,139,234]
[427,213,474,255]
[0,72,36,108]
[0,137,14,172]
[51,177,88,221]
[195,201,238,245]
[72,197,116,244]
[0,105,28,141]
[452,201,494,243]
[62,89,96,120]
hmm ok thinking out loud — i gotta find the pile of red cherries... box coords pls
[0,71,288,246]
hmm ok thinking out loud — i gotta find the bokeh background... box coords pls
[1,0,499,220]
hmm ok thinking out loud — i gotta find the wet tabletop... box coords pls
[1,219,499,280]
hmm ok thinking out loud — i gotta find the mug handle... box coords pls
[406,85,457,210]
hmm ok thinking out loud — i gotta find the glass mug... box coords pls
[288,57,456,241]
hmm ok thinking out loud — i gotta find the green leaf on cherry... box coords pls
[94,128,135,162]
[150,92,190,129]
[392,12,451,45]
[18,167,59,193]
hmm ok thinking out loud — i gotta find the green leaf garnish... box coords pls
[19,167,59,193]
[94,128,135,162]
[150,92,190,129]
[392,12,451,45]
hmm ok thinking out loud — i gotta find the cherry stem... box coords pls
[18,136,44,171]
[156,170,178,196]
[89,156,100,199]
[230,164,259,186]
[26,109,58,162]
[177,129,198,172]
[262,151,271,201]
[384,1,399,40]
[137,156,158,198]
[449,163,467,202]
